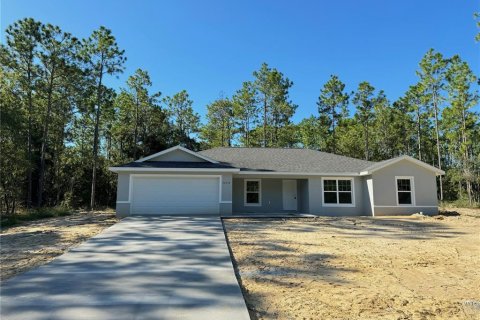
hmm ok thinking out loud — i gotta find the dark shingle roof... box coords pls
[198,147,375,173]
[115,161,235,169]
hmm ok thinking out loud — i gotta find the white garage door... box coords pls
[131,176,220,215]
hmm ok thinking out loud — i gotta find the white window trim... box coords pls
[395,176,416,206]
[321,177,355,207]
[244,179,262,206]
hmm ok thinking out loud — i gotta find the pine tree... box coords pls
[2,18,42,208]
[164,90,200,149]
[353,81,376,160]
[317,75,349,154]
[417,49,448,200]
[80,26,126,209]
[232,81,258,147]
[443,55,479,204]
[37,24,79,206]
[201,97,235,147]
[253,63,295,147]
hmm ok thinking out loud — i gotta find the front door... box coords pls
[282,180,297,210]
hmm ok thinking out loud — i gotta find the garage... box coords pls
[130,175,220,215]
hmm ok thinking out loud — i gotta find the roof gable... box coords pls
[135,146,219,163]
[360,155,444,175]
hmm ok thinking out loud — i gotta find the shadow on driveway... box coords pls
[1,216,250,320]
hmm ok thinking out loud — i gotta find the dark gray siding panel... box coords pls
[233,178,287,213]
[297,179,309,213]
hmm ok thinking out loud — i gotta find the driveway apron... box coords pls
[1,216,250,320]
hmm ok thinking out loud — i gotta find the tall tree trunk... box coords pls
[54,115,66,205]
[466,181,473,206]
[245,116,250,147]
[365,125,369,161]
[461,105,472,205]
[142,106,147,156]
[107,133,112,161]
[133,95,139,160]
[433,92,443,200]
[228,124,232,147]
[26,66,33,208]
[37,65,56,207]
[221,119,225,146]
[331,108,336,154]
[90,65,104,210]
[90,101,101,210]
[417,108,422,161]
[273,115,279,147]
[263,96,267,147]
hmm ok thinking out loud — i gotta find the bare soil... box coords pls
[0,211,118,281]
[224,208,480,320]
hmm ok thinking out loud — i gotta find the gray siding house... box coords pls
[110,146,444,217]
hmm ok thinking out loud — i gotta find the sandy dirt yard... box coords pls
[0,212,118,281]
[224,208,480,320]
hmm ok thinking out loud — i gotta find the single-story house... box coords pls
[109,145,444,217]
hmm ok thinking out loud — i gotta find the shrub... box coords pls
[0,206,73,229]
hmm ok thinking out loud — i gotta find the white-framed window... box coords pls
[395,176,415,206]
[321,177,355,207]
[244,179,261,206]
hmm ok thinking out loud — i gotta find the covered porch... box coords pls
[231,177,310,214]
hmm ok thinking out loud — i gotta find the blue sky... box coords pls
[2,0,479,122]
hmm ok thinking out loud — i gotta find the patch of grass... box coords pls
[440,200,480,209]
[1,206,73,228]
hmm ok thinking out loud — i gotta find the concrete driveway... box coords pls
[0,216,250,320]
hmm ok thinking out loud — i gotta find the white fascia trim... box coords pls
[134,145,219,163]
[238,171,359,176]
[360,155,445,176]
[109,167,240,173]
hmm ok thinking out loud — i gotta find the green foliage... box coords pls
[111,68,166,161]
[0,67,28,216]
[201,97,234,147]
[475,12,480,42]
[374,95,412,159]
[232,81,258,147]
[352,81,377,160]
[252,63,297,147]
[335,118,364,158]
[298,116,322,150]
[81,25,126,209]
[164,90,200,149]
[442,55,479,205]
[317,75,349,153]
[1,206,72,228]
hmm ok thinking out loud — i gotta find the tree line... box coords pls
[1,18,479,216]
[1,18,200,214]
[201,53,479,205]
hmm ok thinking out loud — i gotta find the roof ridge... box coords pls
[200,147,377,164]
[204,146,315,150]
